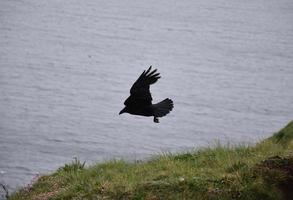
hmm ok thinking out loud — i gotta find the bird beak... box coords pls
[119,107,126,115]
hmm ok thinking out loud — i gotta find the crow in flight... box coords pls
[119,66,173,123]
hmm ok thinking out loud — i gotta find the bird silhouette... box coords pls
[119,66,173,123]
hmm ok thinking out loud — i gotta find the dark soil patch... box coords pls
[256,156,293,200]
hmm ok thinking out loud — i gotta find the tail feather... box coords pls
[153,98,174,117]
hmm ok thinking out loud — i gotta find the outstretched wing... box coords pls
[124,66,160,107]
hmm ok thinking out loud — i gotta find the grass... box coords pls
[9,121,293,200]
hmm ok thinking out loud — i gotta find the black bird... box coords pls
[119,66,173,123]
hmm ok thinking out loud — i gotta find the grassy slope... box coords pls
[9,121,293,200]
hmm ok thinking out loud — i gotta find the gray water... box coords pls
[0,0,293,193]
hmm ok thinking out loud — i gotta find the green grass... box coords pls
[9,121,293,200]
[271,121,293,145]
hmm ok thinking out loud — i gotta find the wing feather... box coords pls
[124,66,160,107]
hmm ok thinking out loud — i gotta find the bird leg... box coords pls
[153,117,159,123]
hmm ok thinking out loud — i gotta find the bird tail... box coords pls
[153,98,174,117]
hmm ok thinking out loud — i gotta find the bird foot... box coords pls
[153,117,159,123]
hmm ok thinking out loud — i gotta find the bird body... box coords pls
[119,66,173,123]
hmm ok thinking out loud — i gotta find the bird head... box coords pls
[119,107,128,115]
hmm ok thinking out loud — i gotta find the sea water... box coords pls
[0,0,292,193]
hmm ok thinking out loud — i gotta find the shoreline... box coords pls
[8,121,293,200]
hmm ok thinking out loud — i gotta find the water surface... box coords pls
[0,0,293,192]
